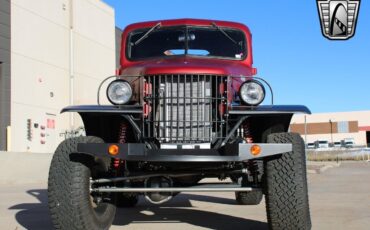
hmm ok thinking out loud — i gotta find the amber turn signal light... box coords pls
[250,145,261,156]
[108,144,119,156]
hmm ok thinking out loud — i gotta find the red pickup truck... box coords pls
[48,19,311,230]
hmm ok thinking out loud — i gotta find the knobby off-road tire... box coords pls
[265,133,311,230]
[48,136,116,230]
[235,190,263,205]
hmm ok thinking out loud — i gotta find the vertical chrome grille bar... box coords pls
[215,75,218,142]
[218,76,221,141]
[176,74,180,142]
[170,75,173,142]
[225,76,229,139]
[163,74,168,141]
[197,74,200,141]
[209,75,212,141]
[190,75,193,142]
[201,75,205,142]
[152,76,158,138]
[221,77,229,136]
[183,74,186,141]
[158,75,162,141]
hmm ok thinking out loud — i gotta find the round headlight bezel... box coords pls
[106,79,132,105]
[239,80,266,106]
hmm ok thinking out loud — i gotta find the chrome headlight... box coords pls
[239,80,265,106]
[107,80,132,105]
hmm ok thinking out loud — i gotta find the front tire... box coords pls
[48,136,116,230]
[264,133,311,230]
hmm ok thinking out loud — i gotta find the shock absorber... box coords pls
[242,120,254,143]
[118,122,128,144]
[112,122,128,170]
[243,120,259,185]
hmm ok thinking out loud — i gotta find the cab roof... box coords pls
[123,18,252,35]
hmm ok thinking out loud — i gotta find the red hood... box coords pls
[120,56,254,76]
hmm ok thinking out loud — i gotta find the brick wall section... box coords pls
[290,121,359,135]
[0,0,11,150]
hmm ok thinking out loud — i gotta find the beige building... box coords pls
[1,0,116,153]
[291,111,370,147]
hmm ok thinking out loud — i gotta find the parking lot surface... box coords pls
[1,162,370,230]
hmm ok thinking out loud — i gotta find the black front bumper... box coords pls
[77,143,292,162]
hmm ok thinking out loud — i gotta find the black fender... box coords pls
[61,105,143,143]
[229,105,311,115]
[229,105,311,142]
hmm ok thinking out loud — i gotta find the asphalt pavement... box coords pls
[1,161,370,230]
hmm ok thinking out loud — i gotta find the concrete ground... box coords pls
[0,162,369,230]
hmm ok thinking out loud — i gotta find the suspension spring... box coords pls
[242,120,254,143]
[112,122,128,170]
[242,120,260,184]
[113,158,121,169]
[118,122,128,144]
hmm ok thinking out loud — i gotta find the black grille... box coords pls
[143,74,227,143]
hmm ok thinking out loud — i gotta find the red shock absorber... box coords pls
[243,120,254,144]
[113,122,128,169]
[113,158,121,169]
[118,122,128,144]
[243,120,260,184]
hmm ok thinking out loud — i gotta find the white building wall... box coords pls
[72,0,115,106]
[10,0,115,153]
[292,111,370,146]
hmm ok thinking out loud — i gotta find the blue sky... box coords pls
[103,0,370,113]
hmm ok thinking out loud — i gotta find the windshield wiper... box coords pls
[133,22,161,46]
[211,22,238,45]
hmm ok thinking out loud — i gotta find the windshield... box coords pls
[127,26,247,60]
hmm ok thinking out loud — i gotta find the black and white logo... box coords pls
[317,0,361,40]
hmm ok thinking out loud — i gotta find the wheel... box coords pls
[48,136,116,230]
[235,190,263,205]
[234,173,263,205]
[264,133,311,230]
[115,193,139,208]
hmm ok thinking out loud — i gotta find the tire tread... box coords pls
[265,133,311,230]
[48,136,116,230]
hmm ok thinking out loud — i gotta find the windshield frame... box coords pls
[126,25,248,62]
